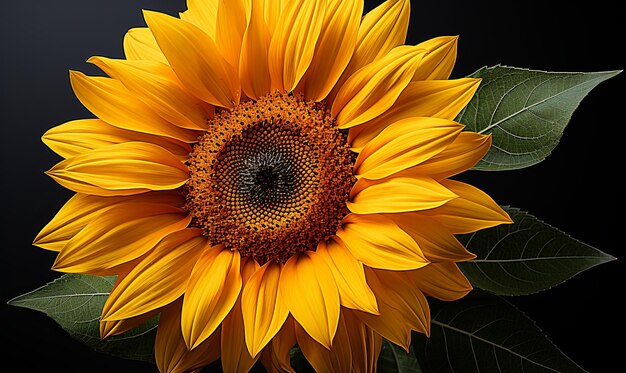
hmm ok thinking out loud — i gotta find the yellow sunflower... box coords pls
[35,0,511,371]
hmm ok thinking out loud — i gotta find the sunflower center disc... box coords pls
[184,92,354,264]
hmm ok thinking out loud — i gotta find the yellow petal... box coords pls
[46,142,188,196]
[182,245,242,349]
[42,119,192,161]
[241,261,289,357]
[268,0,326,92]
[100,309,158,339]
[354,117,463,180]
[219,257,258,372]
[241,256,261,283]
[343,309,382,373]
[98,262,139,336]
[336,213,429,271]
[413,36,458,81]
[216,0,251,68]
[409,262,473,301]
[123,27,168,64]
[386,213,476,262]
[327,0,410,103]
[259,351,279,373]
[239,0,271,99]
[368,269,430,336]
[279,251,339,349]
[303,0,362,101]
[53,203,191,273]
[351,0,410,71]
[295,312,352,372]
[180,0,219,39]
[355,268,430,350]
[332,46,425,129]
[101,229,206,320]
[33,193,106,251]
[69,71,198,142]
[34,191,184,252]
[89,57,212,131]
[156,299,221,373]
[273,318,297,371]
[353,308,411,351]
[420,179,512,234]
[221,298,260,373]
[348,78,481,151]
[259,352,279,373]
[89,254,144,277]
[144,10,240,107]
[263,0,284,35]
[348,176,457,214]
[404,132,492,180]
[260,316,296,373]
[316,239,379,314]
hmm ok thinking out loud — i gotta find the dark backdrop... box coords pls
[1,0,622,372]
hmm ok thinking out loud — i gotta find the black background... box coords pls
[1,0,623,372]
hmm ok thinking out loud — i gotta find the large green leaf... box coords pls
[378,339,422,373]
[8,274,157,363]
[456,66,619,170]
[413,291,585,372]
[458,206,614,296]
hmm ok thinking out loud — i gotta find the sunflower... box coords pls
[35,0,511,371]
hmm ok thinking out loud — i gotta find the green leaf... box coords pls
[456,65,620,170]
[378,339,422,373]
[413,291,585,373]
[458,206,615,296]
[8,274,157,363]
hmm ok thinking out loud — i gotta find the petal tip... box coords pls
[68,69,82,79]
[99,320,115,340]
[50,258,66,272]
[439,35,459,47]
[100,314,114,323]
[360,302,381,316]
[142,9,171,30]
[497,205,514,225]
[32,231,45,246]
[141,9,159,20]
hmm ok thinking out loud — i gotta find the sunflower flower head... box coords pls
[36,0,512,371]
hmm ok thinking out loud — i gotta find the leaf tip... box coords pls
[6,295,21,307]
[601,253,618,263]
[602,69,622,78]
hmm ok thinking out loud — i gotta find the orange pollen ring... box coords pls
[184,92,355,264]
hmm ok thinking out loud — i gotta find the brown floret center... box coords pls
[184,92,354,264]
